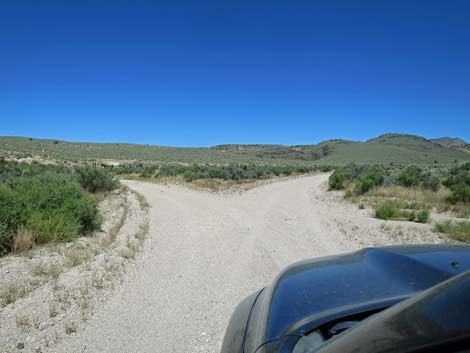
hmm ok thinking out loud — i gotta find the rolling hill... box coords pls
[430,137,468,148]
[429,137,470,154]
[0,134,469,166]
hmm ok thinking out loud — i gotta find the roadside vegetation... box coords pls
[0,159,119,255]
[111,162,332,185]
[329,163,470,242]
[435,221,470,242]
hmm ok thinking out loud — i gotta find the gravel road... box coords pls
[51,174,446,353]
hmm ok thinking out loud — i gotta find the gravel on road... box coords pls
[50,174,446,353]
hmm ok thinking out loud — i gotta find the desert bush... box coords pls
[127,163,318,183]
[329,171,349,190]
[375,200,429,223]
[355,170,384,194]
[447,184,470,204]
[397,166,423,187]
[139,165,157,178]
[355,176,375,194]
[375,201,400,220]
[459,208,470,219]
[0,174,101,254]
[443,163,470,204]
[407,211,417,221]
[113,162,318,182]
[75,167,119,193]
[0,224,11,254]
[420,173,440,192]
[443,162,470,189]
[435,221,470,242]
[416,209,430,223]
[27,211,81,244]
[12,226,34,252]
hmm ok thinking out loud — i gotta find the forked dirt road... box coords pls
[52,174,446,353]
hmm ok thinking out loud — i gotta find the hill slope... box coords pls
[430,137,467,148]
[0,134,469,166]
[430,137,470,155]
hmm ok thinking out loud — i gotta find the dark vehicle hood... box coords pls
[263,244,470,341]
[315,270,470,353]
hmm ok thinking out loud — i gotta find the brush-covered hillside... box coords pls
[429,137,470,154]
[0,134,469,166]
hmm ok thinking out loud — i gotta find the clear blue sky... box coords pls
[1,1,469,146]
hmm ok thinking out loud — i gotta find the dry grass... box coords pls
[129,189,149,210]
[100,196,129,248]
[0,283,29,308]
[349,186,454,213]
[13,226,34,252]
[15,314,30,331]
[458,207,470,219]
[53,288,72,308]
[65,321,77,334]
[32,261,62,280]
[54,192,131,269]
[435,221,470,242]
[91,272,106,289]
[120,217,149,260]
[49,303,59,318]
[63,246,93,268]
[136,221,149,241]
[119,247,135,259]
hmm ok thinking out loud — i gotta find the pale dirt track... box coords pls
[51,174,446,353]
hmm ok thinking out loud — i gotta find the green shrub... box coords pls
[0,174,101,254]
[443,163,470,204]
[397,166,422,187]
[435,223,445,233]
[375,201,400,220]
[448,184,470,204]
[443,163,470,189]
[75,167,119,193]
[139,166,157,178]
[420,173,440,192]
[27,210,81,244]
[329,171,349,190]
[459,208,470,219]
[0,224,12,254]
[435,221,470,242]
[355,171,384,194]
[416,209,430,223]
[355,176,375,194]
[407,211,417,221]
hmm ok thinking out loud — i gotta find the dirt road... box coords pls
[52,174,445,353]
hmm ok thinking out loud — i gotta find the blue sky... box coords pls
[1,1,469,146]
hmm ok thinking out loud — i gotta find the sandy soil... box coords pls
[44,174,449,353]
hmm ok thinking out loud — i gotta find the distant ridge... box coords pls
[0,133,469,165]
[430,137,468,148]
[367,133,426,143]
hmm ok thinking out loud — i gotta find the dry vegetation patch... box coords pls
[355,186,454,213]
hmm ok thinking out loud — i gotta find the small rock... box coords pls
[16,342,25,350]
[38,322,49,331]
